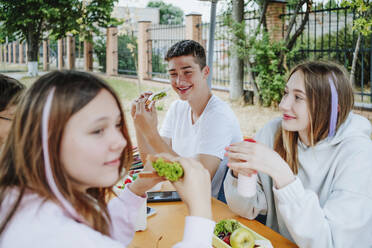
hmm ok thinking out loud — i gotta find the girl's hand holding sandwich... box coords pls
[128,156,165,197]
[140,153,212,220]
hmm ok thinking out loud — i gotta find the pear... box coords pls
[230,227,255,248]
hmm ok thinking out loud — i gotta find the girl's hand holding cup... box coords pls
[226,138,258,197]
[226,138,295,191]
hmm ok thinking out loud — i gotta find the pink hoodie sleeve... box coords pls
[107,186,146,246]
[107,187,215,248]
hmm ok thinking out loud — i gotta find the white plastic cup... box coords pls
[135,201,147,231]
[237,173,257,197]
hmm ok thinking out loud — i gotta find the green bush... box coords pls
[94,34,138,74]
[118,34,137,75]
[94,36,106,72]
[250,32,296,107]
[152,52,167,74]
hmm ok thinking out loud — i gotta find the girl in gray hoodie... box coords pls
[224,61,372,247]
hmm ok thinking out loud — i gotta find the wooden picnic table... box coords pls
[128,182,298,248]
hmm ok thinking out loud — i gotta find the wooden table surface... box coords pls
[128,183,298,248]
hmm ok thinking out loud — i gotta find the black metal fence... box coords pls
[118,31,138,76]
[201,21,231,90]
[283,4,372,103]
[201,10,260,90]
[75,39,84,70]
[116,5,371,104]
[148,24,185,81]
[144,16,258,90]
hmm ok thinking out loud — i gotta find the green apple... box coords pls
[230,227,255,248]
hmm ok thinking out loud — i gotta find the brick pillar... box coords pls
[58,39,64,70]
[266,0,286,42]
[106,26,118,76]
[13,42,17,63]
[67,35,75,70]
[84,40,93,71]
[138,21,152,80]
[186,13,202,44]
[43,40,49,71]
[8,44,12,63]
[19,43,24,64]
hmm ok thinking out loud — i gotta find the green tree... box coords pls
[0,0,119,76]
[147,1,184,25]
[291,26,371,89]
[341,0,372,87]
[221,0,311,106]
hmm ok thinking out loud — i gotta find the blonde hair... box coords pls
[0,70,133,235]
[274,61,354,174]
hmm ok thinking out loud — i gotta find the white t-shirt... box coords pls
[160,95,242,197]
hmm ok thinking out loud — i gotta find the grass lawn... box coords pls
[16,72,372,144]
[19,74,177,144]
[0,63,28,72]
[18,73,281,144]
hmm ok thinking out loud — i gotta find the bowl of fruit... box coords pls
[213,219,273,248]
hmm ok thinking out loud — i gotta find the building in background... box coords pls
[112,6,160,30]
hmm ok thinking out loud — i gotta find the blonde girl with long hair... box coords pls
[224,61,372,247]
[0,70,214,247]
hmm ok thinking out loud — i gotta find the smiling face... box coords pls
[60,89,127,192]
[168,55,209,102]
[279,70,310,140]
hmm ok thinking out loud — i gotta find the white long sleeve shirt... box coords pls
[224,112,372,248]
[0,186,215,247]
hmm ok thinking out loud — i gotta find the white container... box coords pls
[147,181,163,192]
[237,173,257,197]
[135,201,147,231]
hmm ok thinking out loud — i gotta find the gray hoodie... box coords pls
[224,112,372,248]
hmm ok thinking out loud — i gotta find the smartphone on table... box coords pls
[147,191,181,203]
[146,206,156,217]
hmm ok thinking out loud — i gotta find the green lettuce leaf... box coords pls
[214,219,241,236]
[152,158,184,182]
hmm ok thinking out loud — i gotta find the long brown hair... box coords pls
[0,70,133,235]
[274,61,354,174]
[0,74,25,112]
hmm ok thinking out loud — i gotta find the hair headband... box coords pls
[328,72,338,137]
[42,87,86,224]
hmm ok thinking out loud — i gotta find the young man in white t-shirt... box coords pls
[132,40,242,198]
